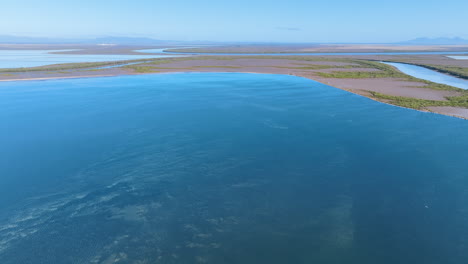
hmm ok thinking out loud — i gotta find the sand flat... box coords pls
[1,54,467,119]
[428,106,468,119]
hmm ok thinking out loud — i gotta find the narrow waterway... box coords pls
[447,56,468,60]
[382,61,468,89]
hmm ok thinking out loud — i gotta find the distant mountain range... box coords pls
[0,35,185,45]
[398,37,468,45]
[0,35,68,44]
[2,35,468,46]
[93,37,168,45]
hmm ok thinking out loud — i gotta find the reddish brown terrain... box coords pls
[1,45,468,119]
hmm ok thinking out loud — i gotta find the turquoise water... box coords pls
[383,62,468,89]
[0,73,468,263]
[0,49,179,68]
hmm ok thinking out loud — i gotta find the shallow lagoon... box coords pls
[0,49,176,68]
[2,48,468,69]
[0,73,468,263]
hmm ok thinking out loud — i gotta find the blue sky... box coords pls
[1,0,467,43]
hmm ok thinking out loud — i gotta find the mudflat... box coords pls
[167,44,468,53]
[1,45,468,119]
[0,44,177,55]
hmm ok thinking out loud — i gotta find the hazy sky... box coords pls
[1,0,467,43]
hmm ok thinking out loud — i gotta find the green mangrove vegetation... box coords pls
[369,91,468,109]
[314,60,464,92]
[0,60,149,73]
[2,54,467,116]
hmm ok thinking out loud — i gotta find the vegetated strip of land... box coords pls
[0,58,158,73]
[1,55,468,119]
[374,61,468,81]
[166,44,468,54]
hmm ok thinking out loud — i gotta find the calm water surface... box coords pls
[447,56,468,60]
[0,49,178,68]
[3,48,468,69]
[0,73,467,264]
[383,61,468,89]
